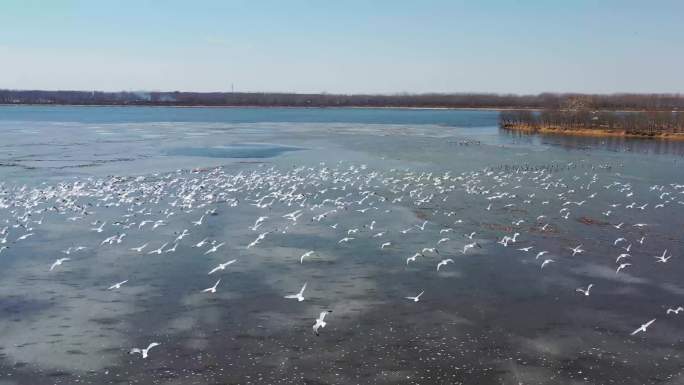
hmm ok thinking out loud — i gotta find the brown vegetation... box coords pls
[1,90,684,110]
[500,97,684,139]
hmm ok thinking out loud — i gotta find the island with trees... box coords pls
[499,97,684,140]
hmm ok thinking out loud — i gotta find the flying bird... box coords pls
[300,250,315,263]
[208,259,237,275]
[204,242,225,255]
[313,310,332,336]
[575,283,593,296]
[630,318,656,336]
[535,251,549,260]
[616,263,632,274]
[129,342,161,359]
[201,279,221,293]
[284,282,307,302]
[130,243,148,252]
[50,258,70,271]
[108,280,128,290]
[405,290,424,302]
[570,244,584,256]
[406,252,420,265]
[436,258,454,271]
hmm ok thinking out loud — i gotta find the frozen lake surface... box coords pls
[0,106,683,384]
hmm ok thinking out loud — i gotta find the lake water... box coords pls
[0,106,683,384]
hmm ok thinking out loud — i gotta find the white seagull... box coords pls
[50,258,70,271]
[616,263,631,274]
[300,250,315,264]
[201,279,221,293]
[405,290,424,302]
[192,215,205,226]
[406,252,420,265]
[193,238,210,248]
[313,310,332,336]
[147,243,168,255]
[108,280,128,290]
[436,258,454,271]
[655,249,671,263]
[575,283,593,296]
[204,242,225,255]
[208,259,237,275]
[630,318,656,336]
[130,243,148,252]
[129,342,161,359]
[570,244,584,256]
[535,251,549,260]
[284,282,307,302]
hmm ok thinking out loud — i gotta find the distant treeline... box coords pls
[1,89,684,110]
[500,109,684,135]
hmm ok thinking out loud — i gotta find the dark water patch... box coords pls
[165,143,302,158]
[89,317,122,325]
[46,370,72,377]
[0,296,55,319]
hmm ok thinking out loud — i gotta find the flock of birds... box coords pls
[0,160,682,363]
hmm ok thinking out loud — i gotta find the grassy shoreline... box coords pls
[501,123,684,140]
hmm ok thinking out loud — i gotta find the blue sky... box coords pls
[1,0,682,94]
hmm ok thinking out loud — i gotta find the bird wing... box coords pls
[147,342,160,350]
[319,311,328,321]
[299,283,307,294]
[129,348,141,354]
[208,267,219,275]
[284,294,299,299]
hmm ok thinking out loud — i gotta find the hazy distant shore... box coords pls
[0,103,536,111]
[0,104,678,114]
[2,90,683,111]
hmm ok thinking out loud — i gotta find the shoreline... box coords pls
[501,123,684,141]
[0,104,679,113]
